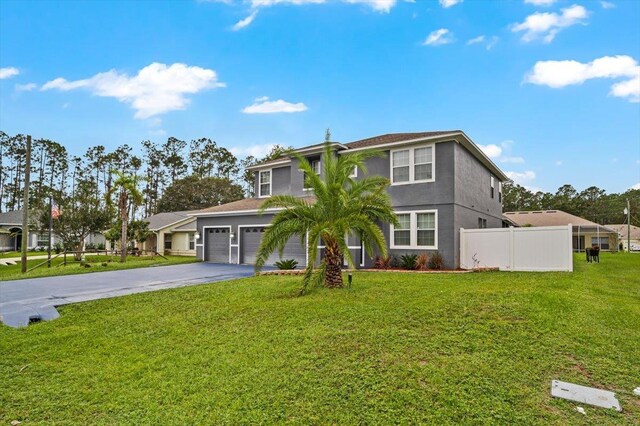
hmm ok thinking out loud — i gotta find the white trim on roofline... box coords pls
[246,159,291,171]
[148,216,195,232]
[189,207,284,217]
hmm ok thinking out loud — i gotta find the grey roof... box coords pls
[144,211,197,231]
[0,210,24,226]
[504,210,617,233]
[172,220,197,232]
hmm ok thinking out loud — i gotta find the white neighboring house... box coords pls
[0,209,105,252]
[140,211,198,256]
[605,224,640,252]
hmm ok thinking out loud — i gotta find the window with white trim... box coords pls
[36,234,50,247]
[417,212,436,246]
[498,181,502,203]
[591,236,609,250]
[391,145,434,184]
[188,233,195,250]
[164,233,172,250]
[259,170,271,197]
[393,214,411,246]
[349,166,358,178]
[391,210,437,249]
[304,159,321,190]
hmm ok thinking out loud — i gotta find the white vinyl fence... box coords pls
[460,225,573,272]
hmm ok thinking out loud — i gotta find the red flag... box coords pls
[52,203,61,219]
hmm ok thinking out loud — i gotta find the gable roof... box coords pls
[172,221,197,232]
[504,210,616,232]
[0,210,24,226]
[605,224,640,239]
[345,131,460,150]
[191,196,316,216]
[145,211,196,231]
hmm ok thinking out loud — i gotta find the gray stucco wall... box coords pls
[453,141,503,222]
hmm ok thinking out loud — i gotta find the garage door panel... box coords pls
[205,228,229,263]
[241,227,306,267]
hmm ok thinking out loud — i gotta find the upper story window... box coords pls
[304,159,321,190]
[391,210,437,249]
[259,170,271,197]
[391,145,434,185]
[490,176,495,199]
[498,181,502,202]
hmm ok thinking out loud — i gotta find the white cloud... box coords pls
[250,0,325,6]
[345,0,397,13]
[525,55,640,102]
[467,35,485,45]
[439,0,462,8]
[62,102,71,109]
[479,140,526,164]
[631,182,640,190]
[232,10,258,30]
[230,143,278,158]
[423,28,454,46]
[600,1,615,9]
[15,83,37,92]
[524,0,556,6]
[478,143,502,158]
[506,170,536,185]
[250,0,396,12]
[555,160,563,166]
[0,67,19,79]
[511,4,588,43]
[242,96,308,114]
[41,62,225,119]
[467,35,499,50]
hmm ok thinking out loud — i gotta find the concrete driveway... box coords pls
[0,263,259,328]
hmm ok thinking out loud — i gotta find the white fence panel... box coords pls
[460,225,573,272]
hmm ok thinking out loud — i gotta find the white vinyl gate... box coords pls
[460,225,573,272]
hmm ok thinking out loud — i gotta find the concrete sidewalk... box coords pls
[0,263,259,328]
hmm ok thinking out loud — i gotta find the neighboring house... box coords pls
[0,209,105,252]
[503,210,619,251]
[191,131,508,269]
[142,211,198,256]
[605,224,640,252]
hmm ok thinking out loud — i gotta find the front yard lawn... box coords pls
[0,255,198,281]
[1,253,638,424]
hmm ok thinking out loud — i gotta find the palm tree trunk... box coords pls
[324,239,344,288]
[120,191,127,263]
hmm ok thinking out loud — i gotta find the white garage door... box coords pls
[205,228,230,263]
[240,227,306,267]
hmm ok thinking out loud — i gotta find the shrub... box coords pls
[389,255,399,269]
[275,259,298,270]
[96,243,106,250]
[428,251,444,270]
[54,242,64,254]
[101,262,108,267]
[85,242,96,251]
[416,253,429,271]
[374,255,392,269]
[400,253,418,270]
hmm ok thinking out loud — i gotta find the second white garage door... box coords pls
[240,227,306,267]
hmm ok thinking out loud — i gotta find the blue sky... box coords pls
[1,0,639,193]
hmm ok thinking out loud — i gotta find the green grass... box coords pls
[0,251,50,258]
[1,253,639,424]
[0,255,199,281]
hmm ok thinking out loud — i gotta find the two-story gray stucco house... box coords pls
[191,131,508,269]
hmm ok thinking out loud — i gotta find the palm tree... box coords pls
[255,141,397,291]
[107,171,143,263]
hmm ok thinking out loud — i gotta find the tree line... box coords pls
[502,181,639,226]
[0,130,286,254]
